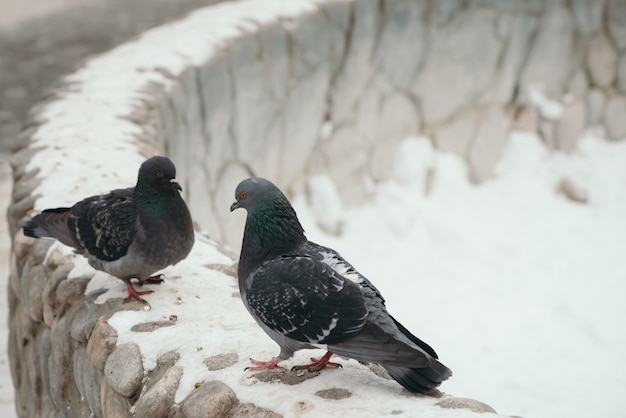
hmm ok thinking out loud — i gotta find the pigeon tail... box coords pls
[327,321,433,367]
[382,359,452,393]
[23,208,78,248]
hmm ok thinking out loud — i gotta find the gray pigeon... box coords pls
[230,177,452,393]
[23,156,195,304]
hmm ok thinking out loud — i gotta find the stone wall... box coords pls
[150,0,626,249]
[6,0,625,417]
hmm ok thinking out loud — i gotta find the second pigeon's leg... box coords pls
[143,274,164,285]
[291,351,342,372]
[245,357,287,371]
[123,279,154,304]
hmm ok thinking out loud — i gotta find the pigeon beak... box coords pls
[170,178,182,191]
[230,200,239,212]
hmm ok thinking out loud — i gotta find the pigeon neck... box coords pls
[134,185,180,219]
[240,202,306,271]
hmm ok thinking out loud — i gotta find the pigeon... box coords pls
[23,156,195,304]
[230,177,452,393]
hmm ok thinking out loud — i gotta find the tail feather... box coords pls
[329,322,432,367]
[383,359,452,393]
[23,208,78,248]
[390,314,438,359]
[328,319,452,393]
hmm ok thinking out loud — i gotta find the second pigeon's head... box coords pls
[137,156,182,193]
[230,177,287,213]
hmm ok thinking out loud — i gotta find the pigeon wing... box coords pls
[246,255,368,346]
[68,188,138,261]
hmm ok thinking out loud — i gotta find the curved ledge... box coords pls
[7,0,624,416]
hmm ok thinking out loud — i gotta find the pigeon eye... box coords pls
[156,171,164,178]
[240,192,247,199]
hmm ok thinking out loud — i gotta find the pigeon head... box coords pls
[137,156,182,194]
[230,177,282,212]
[231,178,306,262]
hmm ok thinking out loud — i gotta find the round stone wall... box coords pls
[6,0,625,416]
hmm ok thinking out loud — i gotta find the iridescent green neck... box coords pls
[240,196,306,273]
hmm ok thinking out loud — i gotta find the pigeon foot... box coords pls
[245,357,287,371]
[123,282,154,304]
[291,351,342,372]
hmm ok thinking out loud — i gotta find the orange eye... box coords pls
[156,171,164,178]
[240,191,247,199]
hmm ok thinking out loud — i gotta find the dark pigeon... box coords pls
[23,156,195,304]
[230,177,452,393]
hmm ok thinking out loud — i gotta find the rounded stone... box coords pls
[180,380,238,418]
[314,388,352,400]
[605,95,626,140]
[70,302,100,344]
[133,365,183,418]
[587,88,606,126]
[25,263,45,321]
[608,0,626,50]
[231,403,282,418]
[101,379,132,418]
[585,32,617,88]
[556,100,586,152]
[72,347,103,418]
[86,319,118,371]
[437,396,497,414]
[203,352,238,371]
[104,343,144,397]
[618,53,626,94]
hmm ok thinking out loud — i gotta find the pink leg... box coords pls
[123,281,153,304]
[245,356,288,371]
[142,274,164,285]
[291,351,342,372]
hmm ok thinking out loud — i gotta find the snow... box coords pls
[293,132,626,418]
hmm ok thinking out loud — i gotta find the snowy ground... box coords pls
[291,131,626,418]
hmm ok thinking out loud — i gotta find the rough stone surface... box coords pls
[585,32,617,87]
[605,95,626,140]
[101,379,132,418]
[567,68,589,97]
[104,343,144,397]
[232,403,283,418]
[415,9,502,125]
[86,319,118,371]
[607,0,626,50]
[73,347,103,418]
[252,369,321,385]
[314,388,352,400]
[572,0,606,34]
[617,52,626,93]
[556,100,586,152]
[204,352,239,371]
[432,110,478,156]
[587,88,606,126]
[467,107,510,183]
[132,365,183,418]
[557,178,589,203]
[437,397,497,414]
[179,380,238,418]
[519,4,575,98]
